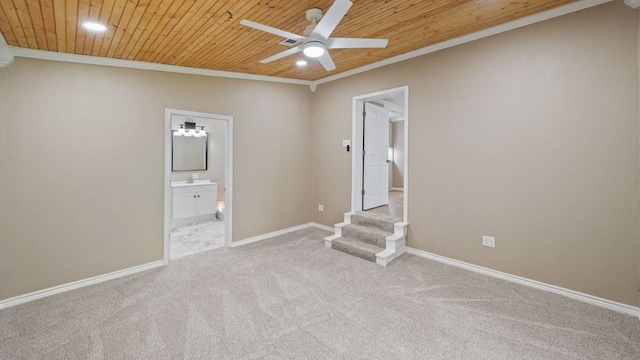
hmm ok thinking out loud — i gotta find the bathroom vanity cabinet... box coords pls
[171,181,217,226]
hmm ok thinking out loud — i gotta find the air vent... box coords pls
[278,38,298,47]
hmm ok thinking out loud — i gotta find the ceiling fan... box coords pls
[240,0,388,71]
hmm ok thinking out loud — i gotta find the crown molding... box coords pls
[11,47,312,86]
[314,0,612,85]
[0,32,14,68]
[6,0,611,87]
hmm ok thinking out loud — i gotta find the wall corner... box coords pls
[626,0,640,9]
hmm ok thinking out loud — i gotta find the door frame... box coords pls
[351,86,409,223]
[164,108,234,263]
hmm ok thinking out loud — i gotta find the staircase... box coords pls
[324,211,408,266]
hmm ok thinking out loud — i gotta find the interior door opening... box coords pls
[163,109,234,263]
[352,87,408,222]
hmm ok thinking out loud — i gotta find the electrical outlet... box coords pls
[191,173,199,179]
[318,204,324,212]
[482,235,495,248]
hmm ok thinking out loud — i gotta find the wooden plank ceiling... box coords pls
[0,0,578,81]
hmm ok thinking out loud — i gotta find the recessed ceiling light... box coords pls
[82,21,107,32]
[296,60,307,67]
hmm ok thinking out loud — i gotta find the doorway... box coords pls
[351,87,408,223]
[163,109,233,263]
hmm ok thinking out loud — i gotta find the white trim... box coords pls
[6,0,607,87]
[406,247,640,318]
[314,0,612,85]
[352,86,409,223]
[229,223,317,248]
[391,187,404,192]
[402,88,409,222]
[0,223,324,310]
[164,109,234,262]
[624,0,640,9]
[376,221,409,266]
[0,261,164,310]
[11,48,311,86]
[0,32,14,68]
[310,222,334,232]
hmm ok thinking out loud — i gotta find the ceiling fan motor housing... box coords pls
[241,0,387,72]
[306,8,323,22]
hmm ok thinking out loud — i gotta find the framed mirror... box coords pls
[172,131,208,171]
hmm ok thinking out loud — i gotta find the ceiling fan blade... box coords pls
[311,0,353,40]
[317,52,336,71]
[260,45,303,63]
[328,38,388,49]
[240,20,305,42]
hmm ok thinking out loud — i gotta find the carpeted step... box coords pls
[341,224,391,248]
[351,212,400,233]
[331,237,384,262]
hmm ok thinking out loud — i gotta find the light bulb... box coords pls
[82,22,107,32]
[303,41,325,58]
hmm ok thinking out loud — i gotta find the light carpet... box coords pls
[1,228,639,359]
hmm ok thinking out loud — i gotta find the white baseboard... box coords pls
[0,260,165,310]
[0,223,329,310]
[406,248,640,318]
[390,187,404,192]
[310,222,334,232]
[229,222,318,248]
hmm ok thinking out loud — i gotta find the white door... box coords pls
[363,103,390,210]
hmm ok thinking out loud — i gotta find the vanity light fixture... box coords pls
[174,124,186,136]
[195,126,207,137]
[174,121,205,137]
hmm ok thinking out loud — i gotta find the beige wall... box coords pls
[0,59,312,300]
[392,121,404,189]
[0,1,638,309]
[312,1,640,306]
[171,116,226,202]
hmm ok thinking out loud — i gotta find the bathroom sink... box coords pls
[171,180,214,187]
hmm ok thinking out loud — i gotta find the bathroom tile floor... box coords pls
[170,220,225,259]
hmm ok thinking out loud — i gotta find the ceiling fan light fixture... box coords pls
[303,41,326,58]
